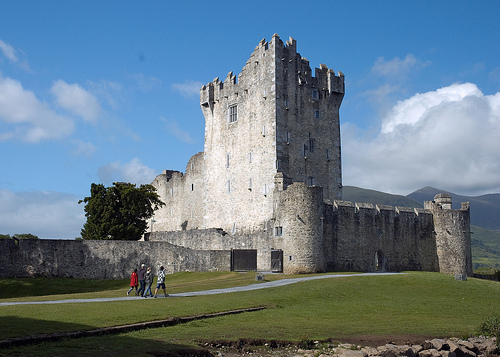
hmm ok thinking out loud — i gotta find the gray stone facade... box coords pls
[0,238,229,279]
[149,34,472,276]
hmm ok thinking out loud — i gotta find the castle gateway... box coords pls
[147,34,472,276]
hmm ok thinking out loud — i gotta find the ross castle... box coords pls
[0,34,472,279]
[147,34,473,276]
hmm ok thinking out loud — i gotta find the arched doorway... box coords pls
[374,250,388,272]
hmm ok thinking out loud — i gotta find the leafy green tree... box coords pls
[0,233,39,239]
[79,182,165,240]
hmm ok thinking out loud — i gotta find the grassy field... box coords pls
[1,271,500,356]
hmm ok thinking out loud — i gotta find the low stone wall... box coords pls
[0,239,230,279]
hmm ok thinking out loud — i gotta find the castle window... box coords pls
[326,149,330,160]
[312,89,318,99]
[286,132,291,143]
[228,104,237,123]
[248,178,252,190]
[262,125,267,136]
[309,138,315,153]
[284,99,289,109]
[227,180,231,193]
[303,144,308,157]
[248,152,252,163]
[231,223,236,235]
[170,188,174,196]
[315,110,320,119]
[275,226,283,237]
[274,159,281,170]
[191,183,194,191]
[263,183,269,196]
[226,153,231,168]
[307,176,316,186]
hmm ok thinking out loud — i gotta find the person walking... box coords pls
[137,264,147,297]
[154,266,168,298]
[127,269,138,296]
[143,267,154,298]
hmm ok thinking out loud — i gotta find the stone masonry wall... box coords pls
[326,201,439,272]
[425,194,472,275]
[200,36,279,234]
[151,152,205,232]
[274,35,344,201]
[0,239,230,279]
[147,228,275,272]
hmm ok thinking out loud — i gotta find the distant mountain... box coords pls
[343,185,500,231]
[408,186,500,231]
[343,186,423,208]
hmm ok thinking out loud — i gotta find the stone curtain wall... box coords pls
[147,228,274,272]
[326,201,439,272]
[0,239,230,279]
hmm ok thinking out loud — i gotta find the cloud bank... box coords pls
[0,74,74,142]
[98,158,158,186]
[342,82,500,196]
[0,189,85,239]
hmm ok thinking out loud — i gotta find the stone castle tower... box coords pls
[150,34,472,276]
[152,34,344,235]
[200,34,344,233]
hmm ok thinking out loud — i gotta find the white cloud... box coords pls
[86,79,123,109]
[131,73,161,92]
[360,54,432,118]
[51,80,102,122]
[161,117,194,143]
[0,74,74,142]
[0,39,30,71]
[71,140,97,157]
[0,189,85,239]
[371,54,430,82]
[172,80,204,97]
[0,39,18,62]
[342,83,500,196]
[98,158,158,185]
[489,66,500,83]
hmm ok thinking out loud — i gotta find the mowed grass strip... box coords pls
[1,272,500,356]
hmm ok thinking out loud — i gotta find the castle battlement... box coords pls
[153,35,471,276]
[333,200,433,219]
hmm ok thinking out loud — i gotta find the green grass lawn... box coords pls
[1,271,500,356]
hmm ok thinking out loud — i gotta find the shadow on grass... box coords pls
[0,316,213,356]
[0,278,128,299]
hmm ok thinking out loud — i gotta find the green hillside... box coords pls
[343,186,423,208]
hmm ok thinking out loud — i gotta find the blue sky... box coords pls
[1,1,500,238]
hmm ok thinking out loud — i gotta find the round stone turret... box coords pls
[434,193,452,209]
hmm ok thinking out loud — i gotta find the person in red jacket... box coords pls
[127,268,138,295]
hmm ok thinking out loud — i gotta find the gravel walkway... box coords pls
[0,272,401,306]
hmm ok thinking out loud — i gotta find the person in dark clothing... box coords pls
[137,264,147,296]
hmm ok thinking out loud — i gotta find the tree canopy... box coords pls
[79,182,164,240]
[0,233,39,240]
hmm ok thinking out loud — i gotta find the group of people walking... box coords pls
[127,264,168,298]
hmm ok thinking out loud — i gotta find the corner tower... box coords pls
[200,34,344,234]
[425,194,473,276]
